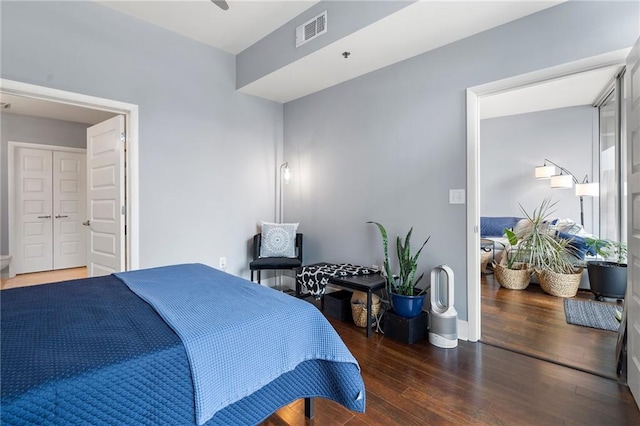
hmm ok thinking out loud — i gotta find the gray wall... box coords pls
[283,1,639,321]
[1,1,283,276]
[0,113,89,255]
[480,106,598,232]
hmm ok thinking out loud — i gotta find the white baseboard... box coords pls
[457,319,469,341]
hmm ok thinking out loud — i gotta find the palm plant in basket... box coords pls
[492,230,532,290]
[368,221,430,318]
[516,198,583,297]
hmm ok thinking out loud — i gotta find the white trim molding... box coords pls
[465,48,630,343]
[457,319,469,342]
[0,78,140,272]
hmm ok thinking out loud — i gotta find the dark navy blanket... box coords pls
[1,275,365,425]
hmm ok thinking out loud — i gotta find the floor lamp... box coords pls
[534,158,599,227]
[277,162,291,290]
[279,162,291,223]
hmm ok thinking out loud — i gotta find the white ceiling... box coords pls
[0,93,118,125]
[98,0,320,55]
[97,0,565,103]
[480,65,622,119]
[239,0,565,102]
[4,0,613,123]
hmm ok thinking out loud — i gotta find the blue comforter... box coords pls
[116,263,362,425]
[1,268,365,425]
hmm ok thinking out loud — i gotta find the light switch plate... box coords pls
[449,189,465,204]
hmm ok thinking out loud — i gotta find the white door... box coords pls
[86,116,125,277]
[53,151,87,269]
[626,36,640,407]
[15,147,53,273]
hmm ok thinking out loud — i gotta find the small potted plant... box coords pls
[585,238,627,300]
[492,228,533,290]
[368,221,430,318]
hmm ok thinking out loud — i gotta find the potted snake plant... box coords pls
[368,221,430,318]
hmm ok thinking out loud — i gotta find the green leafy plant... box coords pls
[497,227,521,269]
[491,227,531,272]
[367,221,430,296]
[585,238,627,265]
[515,198,580,275]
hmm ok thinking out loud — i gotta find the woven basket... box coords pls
[494,263,532,290]
[537,268,583,298]
[351,302,381,328]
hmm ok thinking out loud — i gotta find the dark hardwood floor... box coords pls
[481,273,621,380]
[262,294,639,425]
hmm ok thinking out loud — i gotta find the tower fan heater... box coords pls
[429,265,458,348]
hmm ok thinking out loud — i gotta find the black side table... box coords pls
[327,273,386,338]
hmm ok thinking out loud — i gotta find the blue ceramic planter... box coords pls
[391,292,426,318]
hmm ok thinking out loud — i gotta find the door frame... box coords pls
[8,142,87,274]
[465,48,630,342]
[1,78,139,276]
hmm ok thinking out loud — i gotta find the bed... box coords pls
[1,263,365,425]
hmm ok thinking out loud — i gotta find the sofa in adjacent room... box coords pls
[480,216,597,290]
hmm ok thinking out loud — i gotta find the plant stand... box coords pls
[383,310,428,344]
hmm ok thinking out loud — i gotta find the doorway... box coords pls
[466,49,630,341]
[0,78,140,278]
[465,51,630,379]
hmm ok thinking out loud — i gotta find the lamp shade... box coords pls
[575,182,599,197]
[535,165,555,179]
[550,174,573,188]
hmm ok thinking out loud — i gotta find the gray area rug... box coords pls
[564,299,620,332]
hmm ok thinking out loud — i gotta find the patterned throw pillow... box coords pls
[260,222,299,258]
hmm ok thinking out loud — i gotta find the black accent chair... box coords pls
[249,233,303,283]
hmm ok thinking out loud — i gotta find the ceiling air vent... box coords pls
[296,11,327,48]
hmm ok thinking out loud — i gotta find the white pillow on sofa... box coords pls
[260,221,299,258]
[513,219,531,237]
